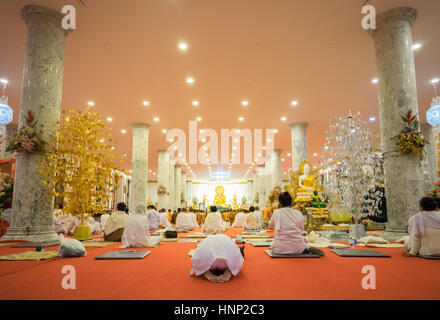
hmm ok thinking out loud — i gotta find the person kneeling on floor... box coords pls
[404,197,440,257]
[190,234,244,283]
[104,202,129,241]
[269,191,323,256]
[121,204,162,248]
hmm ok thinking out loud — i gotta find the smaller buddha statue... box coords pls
[233,194,238,209]
[295,161,316,202]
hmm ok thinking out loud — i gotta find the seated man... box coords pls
[146,205,160,232]
[245,206,260,230]
[269,192,307,254]
[176,208,193,230]
[158,208,171,229]
[232,209,247,228]
[191,234,244,283]
[104,202,129,241]
[202,206,224,234]
[121,204,162,248]
[405,197,440,257]
[188,208,199,228]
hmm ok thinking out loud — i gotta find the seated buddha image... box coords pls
[213,185,227,207]
[295,161,316,202]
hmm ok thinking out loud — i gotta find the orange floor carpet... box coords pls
[0,228,439,300]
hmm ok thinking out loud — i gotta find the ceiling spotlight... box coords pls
[178,42,188,51]
[186,77,195,84]
[87,101,95,106]
[142,100,150,106]
[273,129,278,133]
[192,100,199,106]
[369,116,376,122]
[196,117,202,122]
[162,129,167,133]
[287,153,291,157]
[431,78,440,84]
[267,138,272,142]
[281,158,285,162]
[106,117,113,122]
[412,43,422,50]
[238,117,244,122]
[313,153,318,157]
[241,100,249,106]
[121,129,126,134]
[291,100,298,106]
[0,79,8,84]
[153,117,159,122]
[100,139,105,143]
[281,116,287,122]
[372,78,379,84]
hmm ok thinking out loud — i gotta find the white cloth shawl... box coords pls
[191,234,244,277]
[121,206,162,248]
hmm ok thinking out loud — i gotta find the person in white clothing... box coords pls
[158,208,171,229]
[121,204,162,248]
[175,209,194,230]
[245,206,260,230]
[202,207,224,234]
[188,208,199,228]
[146,205,160,232]
[232,209,247,228]
[100,212,110,231]
[104,203,129,241]
[404,197,440,257]
[191,234,244,282]
[52,210,67,234]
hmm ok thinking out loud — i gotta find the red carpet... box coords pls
[0,228,439,300]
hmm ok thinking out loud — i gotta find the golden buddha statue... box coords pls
[295,160,316,202]
[213,186,226,207]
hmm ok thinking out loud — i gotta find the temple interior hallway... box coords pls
[0,229,439,300]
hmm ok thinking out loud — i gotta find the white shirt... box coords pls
[176,212,193,229]
[202,212,224,234]
[232,212,247,228]
[159,212,170,228]
[121,213,162,248]
[246,211,260,230]
[147,209,160,231]
[269,207,306,254]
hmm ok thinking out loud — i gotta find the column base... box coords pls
[381,224,408,241]
[1,226,59,242]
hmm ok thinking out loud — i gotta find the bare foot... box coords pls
[216,269,232,283]
[204,271,219,282]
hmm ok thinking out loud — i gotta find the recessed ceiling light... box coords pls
[100,139,105,143]
[142,100,150,106]
[281,158,285,162]
[192,100,199,106]
[196,117,202,122]
[186,77,195,84]
[372,78,379,84]
[121,129,126,134]
[262,146,266,150]
[291,100,298,106]
[431,78,440,84]
[106,117,113,122]
[287,153,291,157]
[0,79,8,84]
[238,117,244,122]
[313,153,318,157]
[412,43,422,50]
[241,100,249,106]
[273,129,278,133]
[87,101,95,106]
[281,116,287,122]
[178,42,188,51]
[153,117,159,122]
[168,138,173,142]
[369,116,376,122]
[267,138,272,142]
[162,129,167,133]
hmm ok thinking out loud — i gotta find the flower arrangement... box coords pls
[5,111,46,154]
[393,110,427,159]
[157,185,167,196]
[0,172,14,210]
[309,190,329,208]
[431,181,440,198]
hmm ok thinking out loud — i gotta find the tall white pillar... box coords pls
[369,7,425,239]
[421,123,438,185]
[257,165,265,209]
[175,165,182,209]
[157,149,170,210]
[290,122,308,172]
[270,149,282,189]
[131,123,149,208]
[265,157,272,207]
[169,158,175,211]
[3,5,71,241]
[181,171,187,207]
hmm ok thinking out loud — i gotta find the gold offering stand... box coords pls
[305,207,329,232]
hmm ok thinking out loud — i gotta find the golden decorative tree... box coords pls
[42,108,124,240]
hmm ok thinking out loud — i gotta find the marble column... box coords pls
[169,158,175,211]
[2,6,71,241]
[257,166,265,209]
[290,122,308,172]
[369,7,425,240]
[0,124,6,159]
[175,165,182,209]
[4,123,18,159]
[265,157,272,207]
[181,171,187,207]
[157,149,170,210]
[421,123,438,185]
[270,149,282,189]
[131,123,150,208]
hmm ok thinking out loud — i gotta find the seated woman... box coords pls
[191,234,244,283]
[158,208,171,229]
[188,208,199,228]
[245,206,260,230]
[176,209,194,230]
[121,204,162,248]
[269,192,308,255]
[232,210,247,228]
[405,197,440,257]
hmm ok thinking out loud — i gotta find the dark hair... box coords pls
[211,206,217,212]
[177,208,181,213]
[255,206,259,211]
[420,197,437,211]
[279,192,292,207]
[147,205,155,210]
[159,208,166,213]
[117,202,127,211]
[249,206,255,212]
